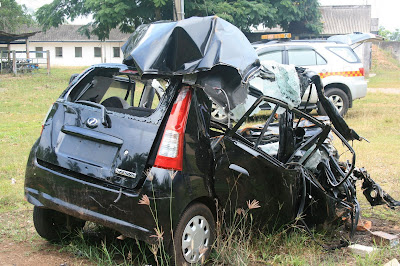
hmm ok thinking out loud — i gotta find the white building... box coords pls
[1,25,131,66]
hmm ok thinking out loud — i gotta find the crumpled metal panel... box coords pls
[122,16,259,79]
[121,16,260,110]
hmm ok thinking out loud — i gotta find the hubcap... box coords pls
[328,94,344,113]
[181,215,211,263]
[211,102,227,121]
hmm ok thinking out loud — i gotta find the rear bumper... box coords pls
[25,158,159,243]
[350,80,368,100]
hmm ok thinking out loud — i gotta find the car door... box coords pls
[213,97,299,228]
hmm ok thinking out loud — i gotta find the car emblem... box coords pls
[86,117,99,128]
[115,168,136,179]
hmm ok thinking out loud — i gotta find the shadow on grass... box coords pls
[58,222,157,265]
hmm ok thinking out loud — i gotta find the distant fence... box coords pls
[0,50,50,75]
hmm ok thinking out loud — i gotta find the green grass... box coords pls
[0,68,399,265]
[344,93,400,223]
[368,72,400,88]
[368,45,400,88]
[0,67,87,213]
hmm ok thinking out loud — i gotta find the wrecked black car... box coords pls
[24,16,399,264]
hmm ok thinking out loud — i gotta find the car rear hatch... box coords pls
[36,65,174,189]
[327,32,382,46]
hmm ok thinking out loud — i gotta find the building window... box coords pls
[55,47,63,58]
[94,47,102,58]
[75,47,82,58]
[113,47,120,57]
[35,47,43,58]
[0,47,8,58]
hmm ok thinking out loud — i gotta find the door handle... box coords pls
[229,164,249,176]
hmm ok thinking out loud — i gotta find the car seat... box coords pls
[101,96,130,109]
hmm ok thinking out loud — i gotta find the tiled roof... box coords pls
[251,5,372,36]
[320,5,371,35]
[17,25,131,42]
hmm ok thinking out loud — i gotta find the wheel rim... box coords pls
[211,102,227,120]
[181,215,211,263]
[328,94,344,113]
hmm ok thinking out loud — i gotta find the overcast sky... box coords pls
[16,0,400,31]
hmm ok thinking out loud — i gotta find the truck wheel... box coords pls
[172,203,215,265]
[317,88,349,116]
[33,206,85,242]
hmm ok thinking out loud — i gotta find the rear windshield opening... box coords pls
[68,72,167,117]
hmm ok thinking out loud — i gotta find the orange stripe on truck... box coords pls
[319,71,363,79]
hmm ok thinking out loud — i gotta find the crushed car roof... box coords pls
[121,16,261,110]
[122,16,259,79]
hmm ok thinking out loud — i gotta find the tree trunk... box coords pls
[155,7,161,21]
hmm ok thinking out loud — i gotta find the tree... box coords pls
[378,26,391,40]
[0,0,34,33]
[378,26,400,41]
[389,29,400,41]
[36,0,322,40]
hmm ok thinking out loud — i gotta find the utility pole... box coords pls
[174,0,184,21]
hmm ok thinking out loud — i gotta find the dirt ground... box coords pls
[353,217,400,246]
[0,239,91,266]
[367,88,400,94]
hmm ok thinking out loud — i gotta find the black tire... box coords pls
[317,87,350,117]
[171,203,215,265]
[33,206,85,242]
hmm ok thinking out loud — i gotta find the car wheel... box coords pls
[172,203,215,265]
[211,102,228,124]
[33,206,85,242]
[317,87,349,116]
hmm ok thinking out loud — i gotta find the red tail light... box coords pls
[359,67,365,76]
[154,86,192,171]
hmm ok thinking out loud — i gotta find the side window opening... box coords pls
[230,99,319,164]
[316,53,327,65]
[259,51,283,64]
[229,97,355,175]
[288,49,327,66]
[233,103,282,158]
[68,71,166,117]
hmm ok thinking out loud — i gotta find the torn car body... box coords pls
[24,16,398,264]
